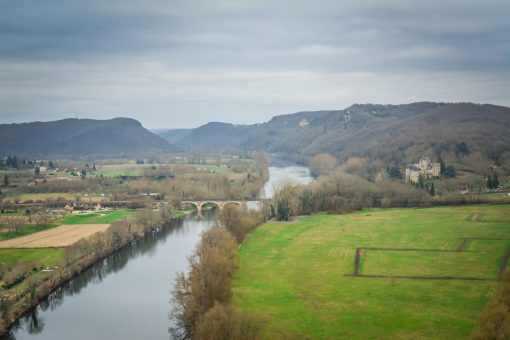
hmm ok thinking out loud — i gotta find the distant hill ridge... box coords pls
[158,102,510,170]
[0,117,178,158]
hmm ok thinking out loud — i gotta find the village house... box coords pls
[405,157,441,183]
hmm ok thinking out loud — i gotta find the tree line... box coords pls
[171,206,263,340]
[0,206,176,333]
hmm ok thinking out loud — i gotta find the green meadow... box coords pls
[233,205,510,339]
[0,248,63,266]
[93,168,142,177]
[62,210,135,224]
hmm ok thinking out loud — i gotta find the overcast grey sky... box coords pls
[0,0,508,128]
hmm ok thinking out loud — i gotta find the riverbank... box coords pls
[0,210,184,335]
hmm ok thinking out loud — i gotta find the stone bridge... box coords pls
[180,200,244,211]
[154,200,264,212]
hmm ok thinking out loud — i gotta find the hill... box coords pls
[0,117,178,158]
[156,128,193,144]
[167,102,510,172]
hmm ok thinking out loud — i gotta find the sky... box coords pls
[0,0,508,129]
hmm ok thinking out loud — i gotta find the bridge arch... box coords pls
[182,201,200,211]
[199,201,221,210]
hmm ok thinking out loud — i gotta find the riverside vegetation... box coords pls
[0,153,269,335]
[0,206,175,333]
[171,152,509,339]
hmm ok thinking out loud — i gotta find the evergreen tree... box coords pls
[34,166,40,177]
[493,172,499,189]
[486,174,493,190]
[439,159,446,175]
[429,182,435,196]
[444,165,456,178]
[3,175,8,187]
[418,174,424,189]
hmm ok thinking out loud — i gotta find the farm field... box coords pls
[233,205,510,339]
[0,210,134,242]
[0,224,110,248]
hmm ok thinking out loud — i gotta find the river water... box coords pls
[6,164,312,340]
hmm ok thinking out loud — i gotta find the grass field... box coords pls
[233,205,510,339]
[94,168,142,177]
[0,248,63,266]
[62,210,134,224]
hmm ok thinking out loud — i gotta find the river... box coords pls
[6,164,312,340]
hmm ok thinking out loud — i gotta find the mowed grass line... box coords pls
[233,205,510,339]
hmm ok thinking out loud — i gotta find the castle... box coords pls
[405,157,441,183]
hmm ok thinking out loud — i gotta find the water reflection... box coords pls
[5,163,313,340]
[6,214,213,340]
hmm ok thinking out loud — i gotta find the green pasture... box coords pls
[233,205,510,339]
[93,168,142,177]
[0,248,63,266]
[62,210,134,224]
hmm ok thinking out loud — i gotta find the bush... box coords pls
[195,302,260,340]
[471,272,510,339]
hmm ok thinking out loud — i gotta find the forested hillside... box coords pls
[0,118,178,158]
[160,102,510,173]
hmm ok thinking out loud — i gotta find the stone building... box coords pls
[405,157,441,183]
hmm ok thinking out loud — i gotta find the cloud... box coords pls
[0,0,508,127]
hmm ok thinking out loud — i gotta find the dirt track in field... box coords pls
[0,224,110,248]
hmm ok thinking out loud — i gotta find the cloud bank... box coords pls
[0,0,508,127]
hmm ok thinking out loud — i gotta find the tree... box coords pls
[34,166,40,177]
[218,205,243,242]
[455,142,469,157]
[195,303,260,340]
[418,174,425,189]
[309,153,337,177]
[171,226,237,339]
[6,215,24,233]
[429,182,435,196]
[2,175,8,187]
[388,166,402,179]
[487,172,500,190]
[493,172,500,189]
[487,174,493,190]
[439,158,446,174]
[80,169,87,178]
[444,165,456,178]
[272,181,300,221]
